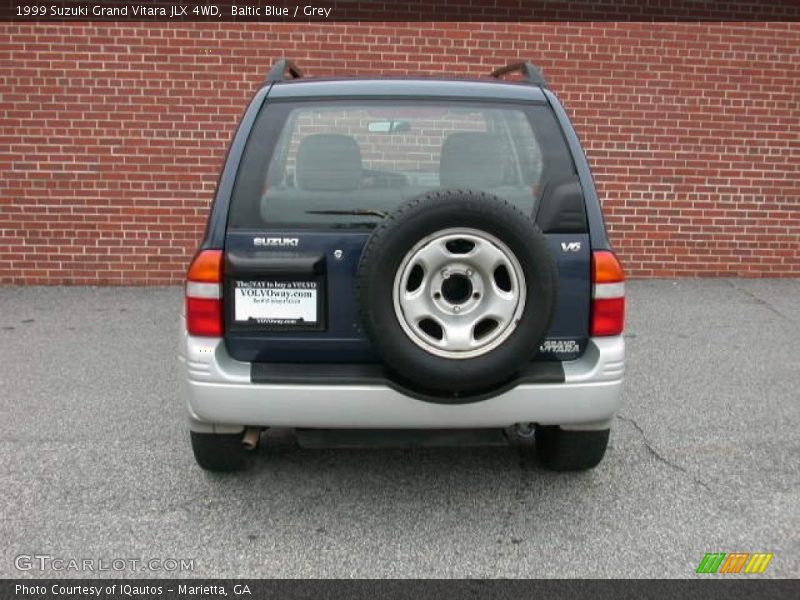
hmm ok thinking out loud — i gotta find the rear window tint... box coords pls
[228,100,575,229]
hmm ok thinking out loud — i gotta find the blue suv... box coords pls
[179,59,626,472]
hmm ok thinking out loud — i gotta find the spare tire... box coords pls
[357,189,558,396]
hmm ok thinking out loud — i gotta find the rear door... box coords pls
[222,98,590,363]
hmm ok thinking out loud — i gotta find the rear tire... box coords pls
[190,431,251,472]
[535,426,609,471]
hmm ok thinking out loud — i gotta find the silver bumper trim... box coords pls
[179,333,625,429]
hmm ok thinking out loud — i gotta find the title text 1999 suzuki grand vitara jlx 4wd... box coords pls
[179,59,625,472]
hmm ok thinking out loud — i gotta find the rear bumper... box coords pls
[179,331,624,430]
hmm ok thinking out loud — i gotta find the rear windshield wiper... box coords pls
[305,209,387,218]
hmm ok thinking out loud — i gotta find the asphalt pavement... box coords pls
[0,279,798,578]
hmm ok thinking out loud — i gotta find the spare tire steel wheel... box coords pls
[357,190,558,397]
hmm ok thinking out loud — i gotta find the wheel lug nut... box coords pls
[466,269,473,277]
[473,292,480,299]
[454,306,461,313]
[441,270,449,279]
[433,292,441,299]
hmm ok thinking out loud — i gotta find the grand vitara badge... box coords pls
[539,339,581,354]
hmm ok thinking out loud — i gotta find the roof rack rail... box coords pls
[490,61,548,88]
[266,58,303,83]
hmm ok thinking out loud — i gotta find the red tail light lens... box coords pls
[186,297,223,337]
[591,296,626,337]
[185,250,223,337]
[591,251,625,337]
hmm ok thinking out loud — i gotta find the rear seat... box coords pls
[439,132,536,216]
[262,133,403,223]
[262,131,535,224]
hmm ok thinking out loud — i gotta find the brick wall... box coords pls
[0,21,798,284]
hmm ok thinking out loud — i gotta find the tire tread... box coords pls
[190,431,251,472]
[535,426,609,471]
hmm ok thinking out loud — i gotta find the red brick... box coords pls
[0,21,798,284]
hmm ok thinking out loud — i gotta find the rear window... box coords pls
[228,100,575,229]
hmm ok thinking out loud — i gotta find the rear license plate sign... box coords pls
[234,280,318,326]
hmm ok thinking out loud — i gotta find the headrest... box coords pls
[295,134,362,191]
[439,132,506,189]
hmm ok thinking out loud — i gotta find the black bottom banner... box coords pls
[2,579,798,600]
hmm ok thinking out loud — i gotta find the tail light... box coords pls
[591,250,625,336]
[186,249,223,337]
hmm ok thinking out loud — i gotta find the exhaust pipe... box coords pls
[514,423,535,439]
[241,427,262,450]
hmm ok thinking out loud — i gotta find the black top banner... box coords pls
[2,0,800,22]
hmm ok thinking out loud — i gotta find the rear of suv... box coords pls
[179,59,625,472]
